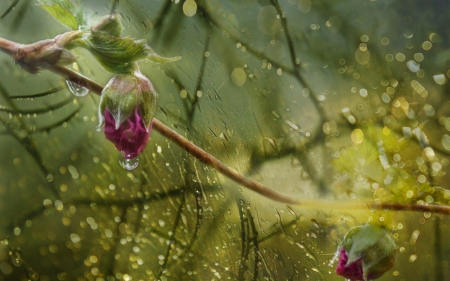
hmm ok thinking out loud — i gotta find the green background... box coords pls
[0,0,450,280]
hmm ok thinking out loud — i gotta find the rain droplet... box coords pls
[66,80,89,97]
[119,155,139,170]
[183,0,197,17]
[359,88,368,97]
[231,68,246,86]
[351,128,364,144]
[433,74,446,85]
[407,60,420,72]
[442,134,450,150]
[395,53,406,62]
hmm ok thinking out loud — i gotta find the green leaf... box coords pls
[38,3,78,30]
[38,0,86,30]
[86,34,150,64]
[76,34,181,73]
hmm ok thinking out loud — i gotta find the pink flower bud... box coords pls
[104,106,151,159]
[335,224,396,281]
[98,71,157,159]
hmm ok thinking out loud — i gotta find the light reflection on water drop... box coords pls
[119,155,139,170]
[66,80,89,97]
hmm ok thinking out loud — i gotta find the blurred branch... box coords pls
[9,86,65,99]
[187,31,210,123]
[0,0,20,19]
[0,83,61,198]
[3,36,450,215]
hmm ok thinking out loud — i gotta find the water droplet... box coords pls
[119,155,139,170]
[433,74,446,85]
[66,80,89,97]
[442,134,450,150]
[351,128,364,144]
[409,254,418,262]
[183,0,197,17]
[422,41,432,50]
[231,68,246,86]
[359,88,368,97]
[407,60,420,72]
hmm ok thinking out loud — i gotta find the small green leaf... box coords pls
[39,3,78,30]
[86,34,150,63]
[76,34,151,73]
[38,0,86,30]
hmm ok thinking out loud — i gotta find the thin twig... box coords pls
[2,36,450,214]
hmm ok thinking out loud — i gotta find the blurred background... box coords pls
[1,0,450,280]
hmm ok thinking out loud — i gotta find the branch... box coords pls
[2,36,450,215]
[0,37,18,56]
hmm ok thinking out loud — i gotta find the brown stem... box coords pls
[3,36,450,214]
[0,37,18,56]
[151,118,302,204]
[50,65,104,94]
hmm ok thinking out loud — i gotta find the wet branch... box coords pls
[2,36,450,214]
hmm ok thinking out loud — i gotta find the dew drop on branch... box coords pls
[119,155,139,170]
[66,80,89,97]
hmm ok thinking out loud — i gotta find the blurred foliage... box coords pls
[1,0,450,280]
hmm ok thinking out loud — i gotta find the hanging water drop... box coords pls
[66,80,89,97]
[119,155,139,170]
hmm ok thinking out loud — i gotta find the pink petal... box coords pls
[336,248,364,281]
[104,107,151,159]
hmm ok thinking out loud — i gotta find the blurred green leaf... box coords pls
[38,0,85,30]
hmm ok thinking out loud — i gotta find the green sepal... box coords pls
[90,14,123,37]
[108,91,138,129]
[102,74,139,129]
[97,92,108,130]
[94,58,135,74]
[38,0,85,30]
[136,73,157,128]
[139,91,157,129]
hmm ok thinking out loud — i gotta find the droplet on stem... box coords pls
[119,155,139,170]
[66,80,89,97]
